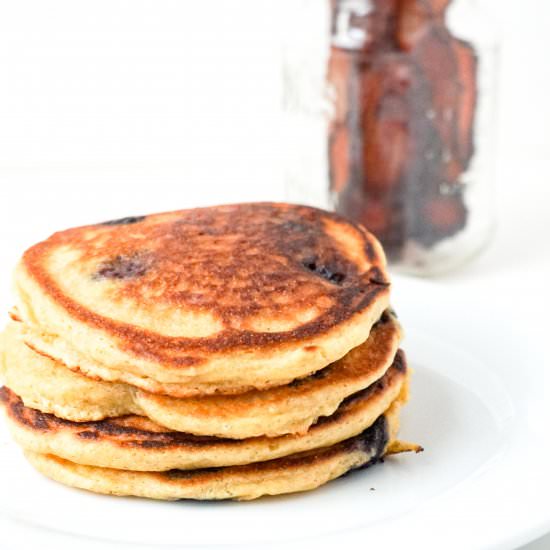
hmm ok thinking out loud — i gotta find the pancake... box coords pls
[23,404,404,501]
[0,322,139,422]
[14,203,390,397]
[3,311,402,438]
[0,355,408,471]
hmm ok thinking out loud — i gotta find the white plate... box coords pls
[0,276,548,550]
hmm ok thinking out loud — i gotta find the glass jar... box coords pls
[327,0,498,275]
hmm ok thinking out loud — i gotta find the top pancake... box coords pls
[14,203,390,395]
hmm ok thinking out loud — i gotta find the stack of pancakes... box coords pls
[0,203,418,500]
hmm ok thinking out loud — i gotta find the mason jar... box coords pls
[327,0,498,275]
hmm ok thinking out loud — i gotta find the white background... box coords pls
[0,1,549,548]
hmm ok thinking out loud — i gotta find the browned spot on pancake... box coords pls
[304,345,319,352]
[310,369,329,380]
[302,257,346,284]
[8,311,22,322]
[77,430,99,440]
[363,238,376,262]
[22,203,389,366]
[353,415,388,457]
[164,467,223,480]
[373,309,392,327]
[367,266,390,286]
[287,364,330,388]
[340,415,389,478]
[100,215,146,226]
[393,349,407,373]
[93,252,152,280]
[0,386,51,431]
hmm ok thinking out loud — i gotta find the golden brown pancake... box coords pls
[0,322,139,422]
[0,354,408,471]
[23,403,406,501]
[3,312,402,438]
[14,203,390,396]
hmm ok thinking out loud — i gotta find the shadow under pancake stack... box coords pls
[0,203,420,500]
